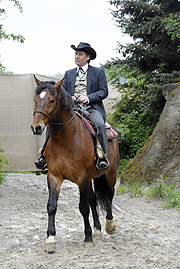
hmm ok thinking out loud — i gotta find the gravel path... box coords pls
[0,173,180,268]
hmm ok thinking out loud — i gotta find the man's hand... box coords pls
[78,95,89,103]
[72,96,76,101]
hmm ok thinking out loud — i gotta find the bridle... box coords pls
[33,97,76,125]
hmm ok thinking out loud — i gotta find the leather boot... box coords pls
[96,125,110,171]
[34,148,47,170]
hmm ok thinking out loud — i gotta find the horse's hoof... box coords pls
[44,236,56,253]
[84,241,95,248]
[105,218,116,234]
[93,227,102,237]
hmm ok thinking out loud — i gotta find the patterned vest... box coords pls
[74,71,90,109]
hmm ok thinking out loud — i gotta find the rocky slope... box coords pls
[121,83,180,184]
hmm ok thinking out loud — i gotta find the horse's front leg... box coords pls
[45,173,62,253]
[79,180,94,246]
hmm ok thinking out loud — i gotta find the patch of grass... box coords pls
[146,177,180,208]
[7,171,35,174]
[117,176,180,208]
[117,182,145,198]
[146,176,168,200]
[116,184,129,195]
[129,183,145,198]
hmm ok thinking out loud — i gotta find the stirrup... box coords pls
[96,155,110,171]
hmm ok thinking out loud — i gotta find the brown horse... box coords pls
[31,76,120,253]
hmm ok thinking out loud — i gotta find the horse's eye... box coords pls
[50,100,55,104]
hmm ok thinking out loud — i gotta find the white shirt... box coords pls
[77,63,88,79]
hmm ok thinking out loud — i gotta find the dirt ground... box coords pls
[1,173,180,269]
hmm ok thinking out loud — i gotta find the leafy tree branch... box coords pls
[0,0,25,72]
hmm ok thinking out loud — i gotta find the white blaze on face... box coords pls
[40,91,46,99]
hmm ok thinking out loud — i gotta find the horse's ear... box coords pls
[33,75,42,86]
[54,78,65,90]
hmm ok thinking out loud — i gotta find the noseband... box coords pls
[33,97,76,125]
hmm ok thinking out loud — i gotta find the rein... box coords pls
[52,112,76,125]
[33,97,76,126]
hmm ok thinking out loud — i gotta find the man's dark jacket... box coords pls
[62,65,108,122]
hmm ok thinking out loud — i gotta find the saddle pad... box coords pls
[75,111,95,134]
[107,128,118,140]
[75,111,119,140]
[105,122,121,140]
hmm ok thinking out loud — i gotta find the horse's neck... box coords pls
[49,109,76,138]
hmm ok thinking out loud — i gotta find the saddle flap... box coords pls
[75,111,120,140]
[75,111,95,134]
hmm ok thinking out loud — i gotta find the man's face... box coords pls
[75,51,90,67]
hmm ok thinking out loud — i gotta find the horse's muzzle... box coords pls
[31,123,45,135]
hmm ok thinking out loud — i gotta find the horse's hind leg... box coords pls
[45,173,62,253]
[94,174,116,234]
[79,180,94,246]
[105,187,116,234]
[88,181,101,236]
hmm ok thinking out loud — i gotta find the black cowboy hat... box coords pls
[71,42,96,60]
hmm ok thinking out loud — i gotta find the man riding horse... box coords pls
[35,42,110,171]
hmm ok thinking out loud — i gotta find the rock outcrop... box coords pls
[121,83,180,185]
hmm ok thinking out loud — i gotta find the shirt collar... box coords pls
[77,63,89,73]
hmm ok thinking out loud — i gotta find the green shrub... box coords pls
[0,143,9,184]
[105,65,166,173]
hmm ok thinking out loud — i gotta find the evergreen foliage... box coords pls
[109,0,180,73]
[162,13,180,51]
[104,0,180,171]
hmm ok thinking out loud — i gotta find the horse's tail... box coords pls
[93,174,113,212]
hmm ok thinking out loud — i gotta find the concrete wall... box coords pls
[0,73,120,171]
[0,73,59,171]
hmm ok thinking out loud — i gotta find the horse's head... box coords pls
[31,75,64,135]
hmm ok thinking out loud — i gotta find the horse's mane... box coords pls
[35,81,73,111]
[60,86,73,111]
[35,81,56,96]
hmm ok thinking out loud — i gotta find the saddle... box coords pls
[75,110,121,141]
